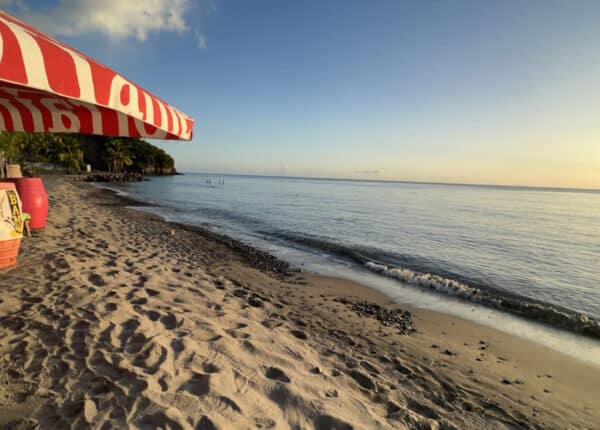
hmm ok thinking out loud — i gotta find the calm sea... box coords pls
[112,174,600,361]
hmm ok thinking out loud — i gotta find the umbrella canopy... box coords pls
[0,11,194,140]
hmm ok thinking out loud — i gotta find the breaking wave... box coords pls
[264,230,600,339]
[363,261,600,339]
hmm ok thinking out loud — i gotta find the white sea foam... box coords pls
[365,261,489,303]
[364,261,600,339]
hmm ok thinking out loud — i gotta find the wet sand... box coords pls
[0,175,598,429]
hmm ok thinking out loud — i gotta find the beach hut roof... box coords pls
[0,11,194,141]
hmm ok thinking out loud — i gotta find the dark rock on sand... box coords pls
[85,172,144,183]
[334,299,415,334]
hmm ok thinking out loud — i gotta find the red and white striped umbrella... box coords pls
[0,11,194,140]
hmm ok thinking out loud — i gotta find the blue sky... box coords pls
[4,0,600,188]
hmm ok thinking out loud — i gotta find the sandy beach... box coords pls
[0,175,598,430]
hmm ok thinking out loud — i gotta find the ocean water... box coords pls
[113,174,600,361]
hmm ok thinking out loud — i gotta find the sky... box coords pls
[2,0,600,189]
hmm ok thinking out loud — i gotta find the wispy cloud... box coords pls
[356,168,384,175]
[195,30,207,49]
[5,0,210,46]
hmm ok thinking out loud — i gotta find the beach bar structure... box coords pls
[0,11,194,268]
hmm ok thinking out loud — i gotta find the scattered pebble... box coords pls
[334,298,414,334]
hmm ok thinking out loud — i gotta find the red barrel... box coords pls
[0,177,48,229]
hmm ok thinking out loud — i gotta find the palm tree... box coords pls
[107,138,133,173]
[0,132,24,164]
[57,143,84,173]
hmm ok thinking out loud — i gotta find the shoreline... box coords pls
[102,180,600,353]
[0,175,598,429]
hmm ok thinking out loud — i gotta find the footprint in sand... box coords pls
[160,313,178,330]
[293,318,307,328]
[407,398,440,420]
[261,318,283,329]
[179,372,210,396]
[134,275,149,288]
[171,338,185,358]
[95,240,109,250]
[105,258,118,267]
[247,295,263,308]
[242,340,256,353]
[98,322,117,347]
[360,360,380,375]
[89,351,148,394]
[130,297,148,306]
[145,310,161,321]
[392,358,414,377]
[133,343,167,375]
[124,332,148,354]
[197,416,218,430]
[347,369,375,390]
[118,319,141,349]
[88,273,105,287]
[137,412,186,430]
[290,329,308,340]
[187,286,206,297]
[225,329,250,339]
[314,415,353,430]
[385,400,402,419]
[157,374,172,392]
[265,367,290,383]
[202,362,220,373]
[215,395,242,414]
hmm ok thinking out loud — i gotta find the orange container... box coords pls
[0,182,23,269]
[0,238,20,269]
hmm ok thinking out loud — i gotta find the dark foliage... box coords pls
[0,132,175,175]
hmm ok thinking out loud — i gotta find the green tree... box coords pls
[56,135,84,173]
[0,132,25,163]
[107,138,133,173]
[18,133,48,162]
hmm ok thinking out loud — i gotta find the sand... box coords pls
[0,175,598,429]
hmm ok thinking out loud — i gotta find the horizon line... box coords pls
[177,171,600,194]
